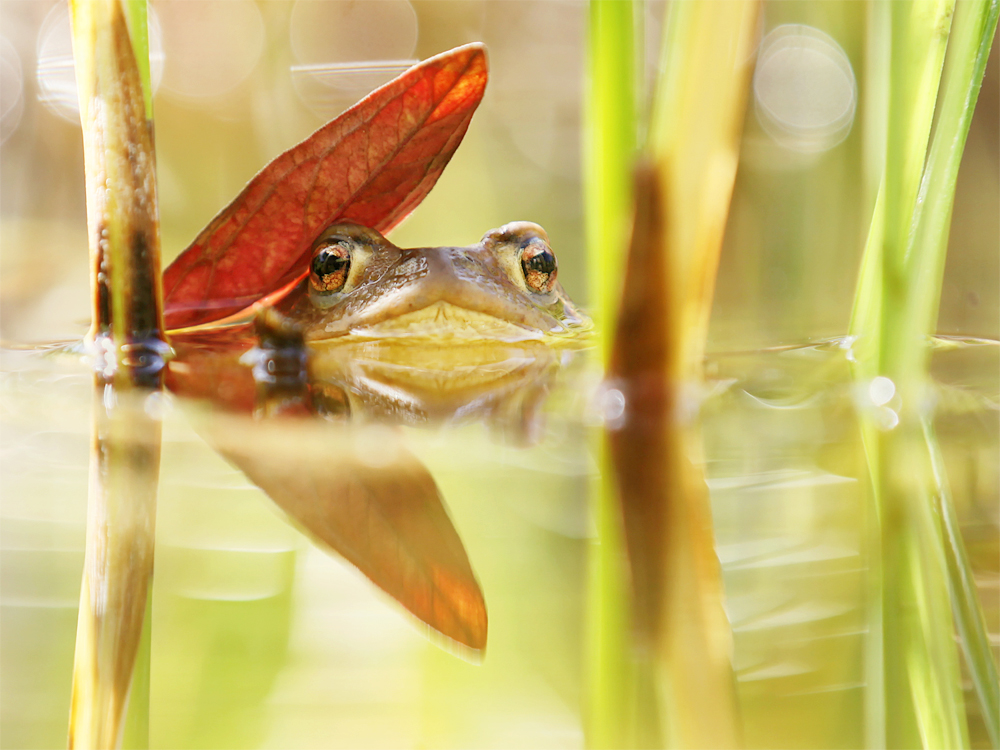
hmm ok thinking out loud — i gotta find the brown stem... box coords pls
[68,0,166,746]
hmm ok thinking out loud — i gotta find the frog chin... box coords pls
[344,300,550,342]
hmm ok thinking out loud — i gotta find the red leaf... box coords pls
[163,44,488,329]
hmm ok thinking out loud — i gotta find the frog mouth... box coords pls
[345,300,547,342]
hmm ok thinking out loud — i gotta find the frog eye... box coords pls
[521,241,557,293]
[310,240,351,295]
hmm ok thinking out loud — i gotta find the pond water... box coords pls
[1,336,996,749]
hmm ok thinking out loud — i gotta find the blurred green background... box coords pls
[0,1,996,748]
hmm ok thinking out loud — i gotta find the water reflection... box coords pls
[169,319,572,433]
[0,311,589,741]
[1,333,995,745]
[165,313,589,652]
[155,0,263,102]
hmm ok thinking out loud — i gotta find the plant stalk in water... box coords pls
[592,0,758,747]
[639,2,759,746]
[850,0,999,747]
[68,0,166,746]
[583,2,638,747]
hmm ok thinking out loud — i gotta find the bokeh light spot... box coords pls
[753,25,856,153]
[156,0,264,101]
[0,36,23,143]
[35,4,164,125]
[868,376,896,407]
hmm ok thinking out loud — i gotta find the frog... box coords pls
[166,218,589,418]
[274,220,588,343]
[162,218,591,654]
[160,44,588,349]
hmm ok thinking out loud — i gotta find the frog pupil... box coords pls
[521,244,557,293]
[312,248,349,277]
[523,248,556,277]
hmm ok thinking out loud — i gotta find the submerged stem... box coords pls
[850,0,998,747]
[68,0,165,746]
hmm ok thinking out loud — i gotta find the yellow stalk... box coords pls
[647,1,759,746]
[68,0,165,746]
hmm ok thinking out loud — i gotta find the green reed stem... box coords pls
[584,459,636,749]
[903,0,999,369]
[850,1,998,747]
[912,13,1000,739]
[584,0,637,346]
[850,0,955,371]
[122,0,152,121]
[925,416,1000,748]
[583,2,637,747]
